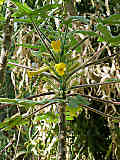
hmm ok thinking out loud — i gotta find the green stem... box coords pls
[58,102,66,160]
[58,79,66,160]
[66,52,120,81]
[31,18,57,63]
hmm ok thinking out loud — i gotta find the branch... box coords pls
[8,62,37,70]
[7,62,59,81]
[68,80,120,90]
[23,102,59,119]
[67,93,120,120]
[27,91,55,100]
[31,18,57,63]
[66,52,120,81]
[0,91,55,110]
[67,93,120,105]
[71,36,89,51]
[82,104,120,121]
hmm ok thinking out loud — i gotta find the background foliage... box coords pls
[0,0,120,159]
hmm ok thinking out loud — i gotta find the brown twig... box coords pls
[67,93,120,105]
[82,104,120,121]
[27,91,55,100]
[68,80,120,90]
[66,52,120,81]
[67,93,120,120]
[23,102,59,119]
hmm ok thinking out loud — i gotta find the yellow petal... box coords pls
[27,66,49,78]
[51,40,61,53]
[0,0,4,5]
[55,63,66,76]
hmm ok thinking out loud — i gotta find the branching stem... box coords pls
[66,52,120,81]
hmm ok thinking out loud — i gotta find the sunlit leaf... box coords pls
[97,23,120,46]
[0,113,22,130]
[104,78,120,82]
[68,95,90,108]
[0,97,63,107]
[63,16,89,24]
[27,66,49,79]
[0,0,5,5]
[7,59,19,68]
[11,0,32,16]
[16,43,40,49]
[102,14,120,24]
[70,30,98,36]
[97,24,112,42]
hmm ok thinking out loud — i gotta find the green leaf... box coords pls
[12,9,26,17]
[109,35,120,46]
[0,0,5,5]
[66,115,74,120]
[70,30,98,37]
[14,18,32,23]
[34,112,59,123]
[7,59,19,68]
[0,113,22,129]
[96,24,112,41]
[97,36,105,42]
[96,24,120,46]
[66,95,89,118]
[14,18,44,24]
[63,16,89,24]
[30,4,59,16]
[76,95,90,106]
[0,14,5,21]
[0,113,29,130]
[68,95,90,108]
[66,98,83,119]
[16,43,40,49]
[104,78,120,82]
[68,97,78,108]
[11,1,59,18]
[11,0,32,16]
[112,119,120,123]
[102,14,120,24]
[0,98,64,108]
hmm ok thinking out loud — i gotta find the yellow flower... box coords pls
[55,63,66,76]
[27,66,49,78]
[0,0,5,5]
[51,40,61,53]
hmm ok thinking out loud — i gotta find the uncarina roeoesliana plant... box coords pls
[1,1,120,158]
